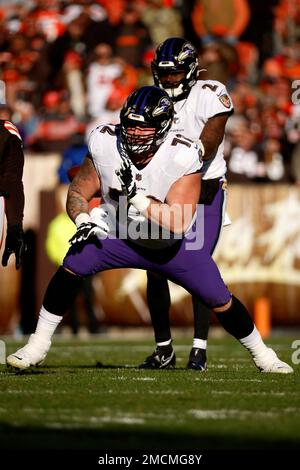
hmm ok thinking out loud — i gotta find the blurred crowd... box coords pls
[0,0,300,184]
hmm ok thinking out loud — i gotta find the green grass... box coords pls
[0,335,299,451]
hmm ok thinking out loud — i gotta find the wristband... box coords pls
[75,212,91,228]
[90,207,107,221]
[129,193,150,212]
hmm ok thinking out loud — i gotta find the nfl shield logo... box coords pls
[136,174,142,181]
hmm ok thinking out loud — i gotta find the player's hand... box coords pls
[115,158,137,199]
[69,220,109,245]
[2,224,26,269]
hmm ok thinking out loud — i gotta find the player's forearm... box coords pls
[149,200,194,234]
[200,114,229,160]
[134,195,195,234]
[66,155,101,224]
[66,188,90,223]
[0,138,25,225]
[200,138,218,161]
[4,181,24,226]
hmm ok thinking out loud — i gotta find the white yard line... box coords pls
[211,390,294,396]
[188,409,278,420]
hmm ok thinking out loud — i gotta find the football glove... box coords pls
[2,224,26,269]
[69,220,109,245]
[115,158,137,199]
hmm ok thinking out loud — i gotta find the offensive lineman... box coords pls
[0,112,26,269]
[7,86,293,375]
[140,37,233,371]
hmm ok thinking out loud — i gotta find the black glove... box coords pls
[69,221,109,245]
[115,158,137,199]
[2,224,26,269]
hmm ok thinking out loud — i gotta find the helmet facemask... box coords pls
[121,123,157,157]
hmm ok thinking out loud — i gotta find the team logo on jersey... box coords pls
[219,94,231,109]
[152,96,172,117]
[4,121,21,140]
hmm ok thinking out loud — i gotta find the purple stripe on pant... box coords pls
[63,185,231,308]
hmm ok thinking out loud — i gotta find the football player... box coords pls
[0,112,26,269]
[7,86,293,375]
[140,37,234,371]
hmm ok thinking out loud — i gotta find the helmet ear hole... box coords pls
[120,86,174,159]
[151,37,198,101]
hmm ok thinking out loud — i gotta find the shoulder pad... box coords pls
[4,121,22,140]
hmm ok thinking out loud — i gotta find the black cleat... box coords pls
[138,346,176,369]
[187,348,207,371]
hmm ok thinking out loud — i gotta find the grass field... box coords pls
[0,334,299,454]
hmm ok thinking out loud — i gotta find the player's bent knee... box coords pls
[212,298,232,313]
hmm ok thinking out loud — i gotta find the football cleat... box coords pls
[252,348,293,374]
[138,345,176,369]
[7,334,51,370]
[187,347,207,371]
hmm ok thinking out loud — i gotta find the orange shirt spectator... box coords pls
[192,0,250,45]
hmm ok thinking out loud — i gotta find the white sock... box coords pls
[239,326,269,357]
[193,338,207,349]
[157,339,172,347]
[34,306,63,343]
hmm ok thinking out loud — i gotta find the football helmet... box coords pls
[120,86,174,160]
[151,37,199,101]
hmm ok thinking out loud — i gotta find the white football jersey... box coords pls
[88,124,202,247]
[170,80,233,180]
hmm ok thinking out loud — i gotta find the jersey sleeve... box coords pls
[200,80,234,120]
[87,125,115,168]
[87,127,101,160]
[163,137,203,179]
[183,142,203,175]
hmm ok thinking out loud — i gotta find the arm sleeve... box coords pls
[0,133,25,225]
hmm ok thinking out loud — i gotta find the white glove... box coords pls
[69,211,109,245]
[90,207,110,237]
